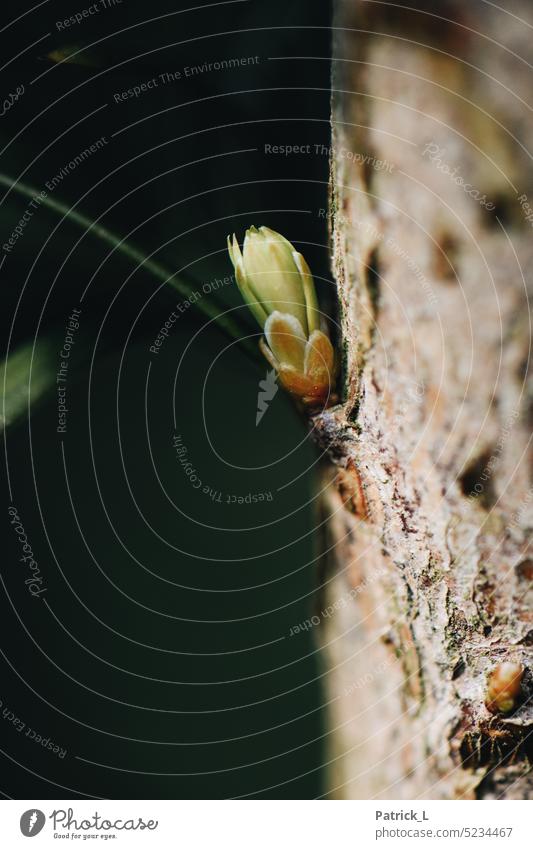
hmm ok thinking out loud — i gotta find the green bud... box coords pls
[227,226,336,408]
[227,226,319,335]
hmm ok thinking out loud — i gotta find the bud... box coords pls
[227,226,335,407]
[486,661,524,714]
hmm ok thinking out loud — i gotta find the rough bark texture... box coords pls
[316,0,533,799]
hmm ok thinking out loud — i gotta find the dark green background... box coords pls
[2,0,333,798]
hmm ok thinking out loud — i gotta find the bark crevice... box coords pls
[318,0,533,799]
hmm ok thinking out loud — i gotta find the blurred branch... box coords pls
[0,173,257,359]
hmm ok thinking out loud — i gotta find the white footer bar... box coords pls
[1,799,530,847]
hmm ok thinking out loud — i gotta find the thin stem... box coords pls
[0,173,257,358]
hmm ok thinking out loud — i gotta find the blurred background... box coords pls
[1,0,334,798]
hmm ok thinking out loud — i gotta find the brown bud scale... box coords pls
[485,661,524,714]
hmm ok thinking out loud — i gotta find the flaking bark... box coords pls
[316,0,533,799]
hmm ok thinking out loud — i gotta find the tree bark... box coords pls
[316,0,533,799]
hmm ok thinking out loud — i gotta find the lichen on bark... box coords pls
[316,0,533,799]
